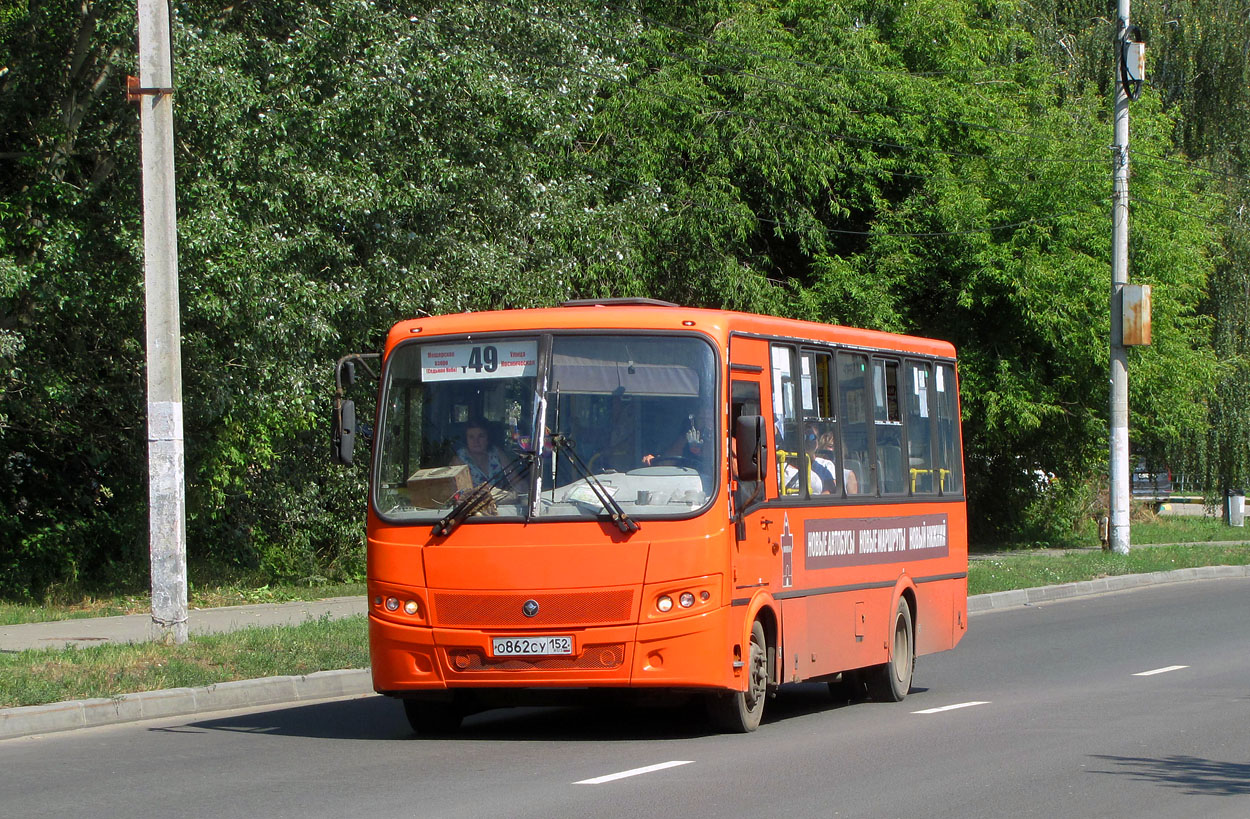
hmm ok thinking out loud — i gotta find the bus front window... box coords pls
[373,338,539,521]
[536,335,718,519]
[373,333,717,523]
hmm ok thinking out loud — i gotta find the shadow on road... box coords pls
[179,681,915,743]
[1089,754,1250,796]
[180,696,409,741]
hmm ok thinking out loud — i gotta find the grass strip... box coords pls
[968,544,1250,595]
[1123,515,1236,544]
[0,582,366,626]
[0,614,368,709]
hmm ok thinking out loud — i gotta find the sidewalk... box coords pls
[0,596,365,652]
[5,565,1250,741]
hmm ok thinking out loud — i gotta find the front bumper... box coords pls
[369,604,737,693]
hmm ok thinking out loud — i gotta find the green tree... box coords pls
[578,0,1217,541]
[0,0,637,596]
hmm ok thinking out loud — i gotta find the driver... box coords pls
[642,405,714,468]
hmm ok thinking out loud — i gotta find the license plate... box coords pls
[491,635,573,657]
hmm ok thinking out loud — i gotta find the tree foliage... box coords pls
[0,0,1245,596]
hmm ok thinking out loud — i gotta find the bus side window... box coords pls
[935,363,964,494]
[906,361,935,494]
[801,351,844,498]
[732,380,762,506]
[873,359,906,495]
[837,352,870,496]
[771,345,808,497]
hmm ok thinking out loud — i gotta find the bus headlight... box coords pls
[370,583,427,623]
[644,576,720,621]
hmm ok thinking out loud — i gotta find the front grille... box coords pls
[447,644,625,672]
[432,590,633,628]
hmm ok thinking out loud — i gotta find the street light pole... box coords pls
[137,0,188,642]
[1108,0,1134,555]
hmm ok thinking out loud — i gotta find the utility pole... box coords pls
[1109,0,1143,555]
[135,0,188,642]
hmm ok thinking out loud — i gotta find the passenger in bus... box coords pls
[804,425,836,492]
[816,431,859,494]
[451,418,517,487]
[810,454,836,493]
[783,461,823,494]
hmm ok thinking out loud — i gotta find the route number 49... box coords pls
[462,345,499,374]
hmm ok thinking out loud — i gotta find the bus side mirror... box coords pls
[332,398,356,466]
[735,415,764,482]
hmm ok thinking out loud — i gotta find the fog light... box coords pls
[385,597,400,611]
[404,600,419,615]
[374,596,382,606]
[700,590,710,602]
[679,592,695,608]
[657,595,673,612]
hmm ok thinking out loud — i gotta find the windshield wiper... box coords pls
[548,431,639,534]
[433,454,533,537]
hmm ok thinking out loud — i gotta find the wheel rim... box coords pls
[746,633,768,710]
[892,611,911,683]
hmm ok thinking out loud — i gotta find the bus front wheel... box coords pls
[707,619,769,733]
[866,598,914,702]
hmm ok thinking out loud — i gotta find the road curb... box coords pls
[0,668,372,741]
[5,566,1250,741]
[967,563,1250,613]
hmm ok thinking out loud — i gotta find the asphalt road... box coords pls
[3,577,1248,819]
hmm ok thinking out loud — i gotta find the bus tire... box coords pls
[402,698,463,735]
[866,598,914,702]
[706,619,768,733]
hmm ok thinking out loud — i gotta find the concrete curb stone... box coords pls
[1,669,372,741]
[966,563,1250,613]
[5,565,1250,742]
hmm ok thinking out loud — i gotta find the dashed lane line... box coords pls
[912,701,990,714]
[1133,665,1189,676]
[574,760,695,785]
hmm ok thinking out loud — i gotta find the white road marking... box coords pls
[1133,665,1189,676]
[912,701,990,714]
[574,760,694,785]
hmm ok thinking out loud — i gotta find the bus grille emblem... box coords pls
[523,600,539,617]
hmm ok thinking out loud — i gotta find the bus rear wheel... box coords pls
[866,598,914,702]
[707,620,769,733]
[402,698,464,736]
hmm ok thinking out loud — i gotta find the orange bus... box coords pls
[333,299,967,733]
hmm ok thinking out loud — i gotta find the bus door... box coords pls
[730,375,773,586]
[728,339,782,681]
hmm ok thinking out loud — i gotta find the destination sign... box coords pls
[420,340,538,382]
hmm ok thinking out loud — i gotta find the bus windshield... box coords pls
[373,333,718,524]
